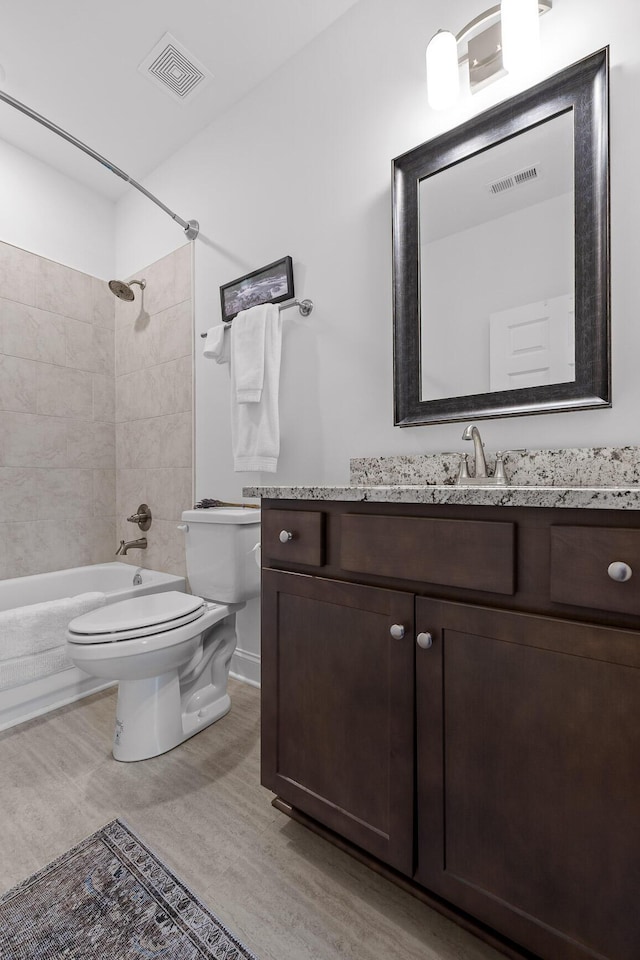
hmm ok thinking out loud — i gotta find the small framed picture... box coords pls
[220,256,294,322]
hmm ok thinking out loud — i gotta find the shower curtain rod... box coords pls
[0,88,199,240]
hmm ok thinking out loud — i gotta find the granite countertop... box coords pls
[243,447,640,510]
[242,483,640,510]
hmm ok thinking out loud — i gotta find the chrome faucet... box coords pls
[457,424,509,486]
[462,423,488,478]
[115,537,147,556]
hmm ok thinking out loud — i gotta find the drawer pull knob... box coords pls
[608,561,632,582]
[417,632,433,649]
[279,530,294,543]
[389,624,405,640]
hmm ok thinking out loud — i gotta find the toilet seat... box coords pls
[68,591,207,644]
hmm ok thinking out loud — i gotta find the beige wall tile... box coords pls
[116,517,186,578]
[0,242,37,306]
[65,320,114,377]
[115,468,148,520]
[117,357,191,422]
[93,374,115,422]
[64,318,94,371]
[0,468,38,522]
[67,518,117,567]
[35,257,92,322]
[116,300,192,377]
[0,413,69,468]
[37,365,93,419]
[0,355,38,413]
[117,413,192,470]
[67,420,115,469]
[146,468,193,520]
[93,326,115,377]
[37,468,94,520]
[93,469,116,518]
[91,276,115,329]
[5,520,70,576]
[174,244,192,306]
[1,300,66,365]
[138,252,177,316]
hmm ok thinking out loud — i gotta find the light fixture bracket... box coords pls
[456,0,551,91]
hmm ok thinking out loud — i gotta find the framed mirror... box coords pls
[393,48,609,426]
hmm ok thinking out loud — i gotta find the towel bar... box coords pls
[200,298,313,337]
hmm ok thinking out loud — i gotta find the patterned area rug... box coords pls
[0,819,258,959]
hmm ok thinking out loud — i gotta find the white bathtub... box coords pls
[0,562,186,731]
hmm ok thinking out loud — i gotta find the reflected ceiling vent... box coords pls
[138,32,212,103]
[488,164,541,195]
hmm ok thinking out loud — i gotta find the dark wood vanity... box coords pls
[259,497,640,960]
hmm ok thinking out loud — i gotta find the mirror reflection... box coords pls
[419,111,575,401]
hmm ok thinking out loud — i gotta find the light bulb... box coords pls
[501,0,541,75]
[426,30,459,111]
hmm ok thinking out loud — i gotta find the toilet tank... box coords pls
[180,508,261,603]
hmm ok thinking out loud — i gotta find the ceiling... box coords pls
[0,0,359,200]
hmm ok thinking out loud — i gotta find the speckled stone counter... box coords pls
[244,446,640,510]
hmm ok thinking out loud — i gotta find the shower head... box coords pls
[108,278,146,301]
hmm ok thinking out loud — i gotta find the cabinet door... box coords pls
[262,569,415,874]
[416,598,640,960]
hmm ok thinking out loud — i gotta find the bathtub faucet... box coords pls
[116,537,147,556]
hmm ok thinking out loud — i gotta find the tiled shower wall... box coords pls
[115,245,193,579]
[0,241,193,582]
[0,241,116,579]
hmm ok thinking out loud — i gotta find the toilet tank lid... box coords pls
[181,508,260,525]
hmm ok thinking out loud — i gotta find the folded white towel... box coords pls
[0,591,106,661]
[203,324,230,363]
[231,303,283,472]
[233,304,270,403]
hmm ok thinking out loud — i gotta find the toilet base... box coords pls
[112,674,231,762]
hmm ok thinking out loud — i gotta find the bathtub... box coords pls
[0,562,186,731]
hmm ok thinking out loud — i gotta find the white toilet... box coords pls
[66,508,260,762]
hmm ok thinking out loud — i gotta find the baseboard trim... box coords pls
[229,647,260,687]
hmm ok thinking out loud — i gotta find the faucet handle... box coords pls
[494,450,522,480]
[457,453,470,481]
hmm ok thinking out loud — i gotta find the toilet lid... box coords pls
[68,591,205,637]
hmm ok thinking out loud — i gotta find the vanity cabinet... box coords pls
[260,500,640,960]
[261,569,415,874]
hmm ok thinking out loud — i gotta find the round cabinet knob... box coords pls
[279,530,293,543]
[608,561,632,582]
[389,624,405,640]
[417,632,433,649]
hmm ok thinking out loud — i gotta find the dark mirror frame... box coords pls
[393,47,610,427]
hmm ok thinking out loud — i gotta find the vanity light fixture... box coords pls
[426,0,551,111]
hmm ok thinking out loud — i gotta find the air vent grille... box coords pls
[488,164,541,196]
[489,176,515,195]
[138,33,212,103]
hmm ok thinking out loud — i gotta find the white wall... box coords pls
[0,138,115,278]
[115,0,640,481]
[113,0,640,668]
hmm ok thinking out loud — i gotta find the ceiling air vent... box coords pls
[138,33,212,103]
[488,175,515,195]
[488,163,541,196]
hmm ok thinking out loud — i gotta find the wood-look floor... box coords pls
[0,680,502,960]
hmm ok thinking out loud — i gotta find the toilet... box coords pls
[66,508,260,762]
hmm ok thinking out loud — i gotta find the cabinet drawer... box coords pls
[262,509,325,567]
[340,514,515,595]
[551,525,640,614]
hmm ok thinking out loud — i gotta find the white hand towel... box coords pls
[0,591,106,661]
[233,304,269,403]
[203,324,230,363]
[231,303,283,472]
